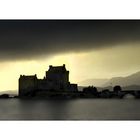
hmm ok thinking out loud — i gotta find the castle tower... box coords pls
[19,74,37,97]
[45,64,69,87]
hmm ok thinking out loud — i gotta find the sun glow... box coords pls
[1,45,140,92]
[0,52,88,91]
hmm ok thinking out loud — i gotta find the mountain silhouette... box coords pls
[78,78,109,87]
[103,71,140,87]
[79,71,140,88]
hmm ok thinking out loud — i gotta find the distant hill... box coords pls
[0,90,18,95]
[122,85,140,90]
[78,78,108,87]
[103,71,140,87]
[78,71,140,90]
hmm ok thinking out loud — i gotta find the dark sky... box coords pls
[0,20,140,61]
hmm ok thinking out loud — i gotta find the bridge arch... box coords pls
[121,93,135,98]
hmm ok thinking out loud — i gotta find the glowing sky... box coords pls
[0,20,140,91]
[1,44,140,91]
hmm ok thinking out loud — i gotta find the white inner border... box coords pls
[0,0,140,140]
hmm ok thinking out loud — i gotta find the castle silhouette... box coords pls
[17,64,140,99]
[19,64,78,97]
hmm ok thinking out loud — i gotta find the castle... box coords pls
[19,64,78,97]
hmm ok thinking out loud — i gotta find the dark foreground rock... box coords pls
[0,94,9,98]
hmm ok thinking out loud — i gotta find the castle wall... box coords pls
[19,75,37,97]
[37,79,55,91]
[18,65,78,96]
[46,72,69,84]
[65,83,78,92]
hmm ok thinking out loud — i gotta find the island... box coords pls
[16,64,140,99]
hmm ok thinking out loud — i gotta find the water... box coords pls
[0,98,140,120]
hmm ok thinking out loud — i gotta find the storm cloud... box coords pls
[0,20,140,61]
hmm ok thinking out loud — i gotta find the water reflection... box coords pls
[16,99,72,120]
[0,98,140,120]
[123,94,135,99]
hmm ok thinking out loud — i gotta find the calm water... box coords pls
[0,97,140,120]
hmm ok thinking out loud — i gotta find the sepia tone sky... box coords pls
[1,20,140,91]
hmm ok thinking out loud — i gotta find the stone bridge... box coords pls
[117,90,140,98]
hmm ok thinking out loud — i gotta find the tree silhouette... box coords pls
[113,85,122,93]
[83,86,98,96]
